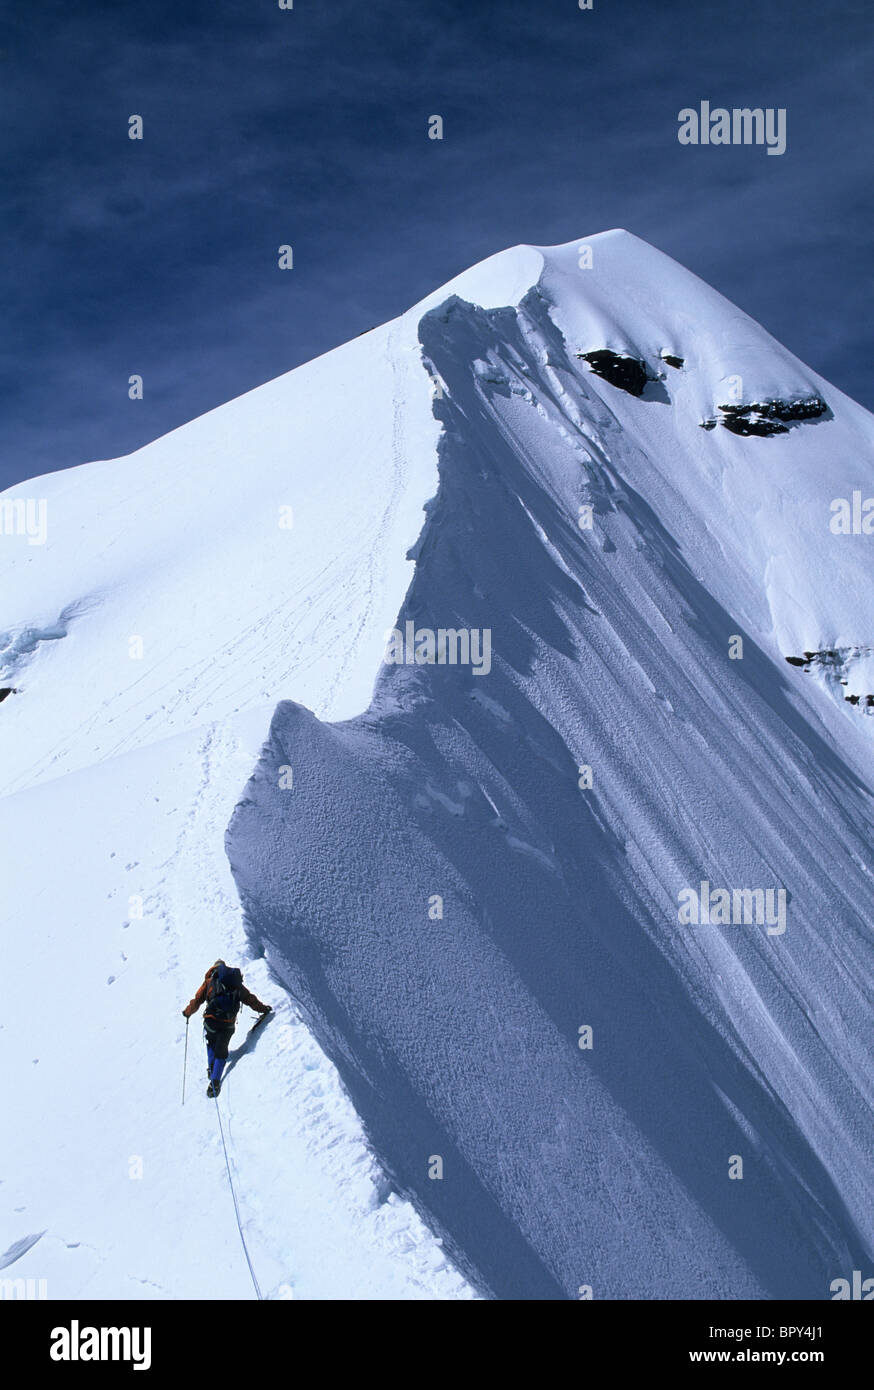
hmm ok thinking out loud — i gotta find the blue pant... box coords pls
[205,1022,234,1082]
[206,1044,227,1083]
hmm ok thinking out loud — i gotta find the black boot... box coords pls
[207,1078,222,1098]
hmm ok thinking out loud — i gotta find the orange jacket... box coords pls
[183,966,269,1021]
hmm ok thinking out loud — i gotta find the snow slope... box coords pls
[0,299,480,1298]
[3,229,873,1300]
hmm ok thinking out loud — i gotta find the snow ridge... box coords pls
[228,236,874,1299]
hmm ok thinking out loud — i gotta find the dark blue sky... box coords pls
[2,0,871,489]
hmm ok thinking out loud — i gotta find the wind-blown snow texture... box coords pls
[227,232,874,1300]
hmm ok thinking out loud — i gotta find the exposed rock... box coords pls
[0,687,17,703]
[661,353,684,369]
[716,396,827,438]
[784,647,873,712]
[577,350,649,397]
[720,409,788,438]
[770,397,828,422]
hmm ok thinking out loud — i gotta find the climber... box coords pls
[183,960,271,1096]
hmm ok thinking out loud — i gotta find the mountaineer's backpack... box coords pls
[205,963,243,1021]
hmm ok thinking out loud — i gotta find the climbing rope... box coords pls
[213,1094,263,1300]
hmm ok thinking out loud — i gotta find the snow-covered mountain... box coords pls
[2,230,873,1300]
